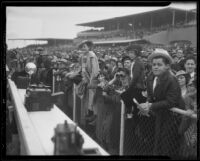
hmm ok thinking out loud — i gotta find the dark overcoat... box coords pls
[121,57,146,109]
[146,70,185,157]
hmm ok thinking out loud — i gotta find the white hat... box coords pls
[148,48,173,64]
[175,70,187,77]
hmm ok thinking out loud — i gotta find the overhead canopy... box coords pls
[76,7,196,28]
[8,38,73,47]
[94,39,150,45]
[8,38,73,42]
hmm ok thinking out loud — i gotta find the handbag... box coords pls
[71,72,82,85]
[75,81,87,98]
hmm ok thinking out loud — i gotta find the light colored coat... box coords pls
[80,51,100,125]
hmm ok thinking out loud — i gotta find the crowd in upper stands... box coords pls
[77,20,196,41]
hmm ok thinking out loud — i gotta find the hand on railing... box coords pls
[133,98,198,119]
[137,110,150,117]
[133,99,150,117]
[185,109,195,117]
[170,108,197,120]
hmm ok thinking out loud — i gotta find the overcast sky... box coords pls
[6,2,196,41]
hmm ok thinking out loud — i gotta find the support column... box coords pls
[185,11,188,24]
[172,10,175,27]
[150,14,153,30]
[117,22,120,30]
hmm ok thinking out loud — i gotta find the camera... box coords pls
[116,73,125,78]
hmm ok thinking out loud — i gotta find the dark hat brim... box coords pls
[126,45,142,56]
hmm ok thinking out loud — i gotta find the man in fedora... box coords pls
[137,48,184,157]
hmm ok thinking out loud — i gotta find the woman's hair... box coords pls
[177,73,190,86]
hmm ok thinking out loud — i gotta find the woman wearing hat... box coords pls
[175,70,190,99]
[78,40,100,126]
[137,49,185,157]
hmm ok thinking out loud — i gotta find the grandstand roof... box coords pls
[93,39,150,45]
[8,38,73,41]
[76,7,195,27]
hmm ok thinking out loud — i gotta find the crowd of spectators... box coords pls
[6,40,197,157]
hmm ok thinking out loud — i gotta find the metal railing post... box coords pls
[119,100,125,155]
[52,69,55,93]
[73,83,77,123]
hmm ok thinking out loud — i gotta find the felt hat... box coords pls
[36,47,44,51]
[175,70,186,77]
[148,48,173,64]
[78,40,94,49]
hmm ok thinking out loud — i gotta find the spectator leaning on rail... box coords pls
[178,78,197,159]
[137,49,185,157]
[120,45,146,118]
[78,40,100,126]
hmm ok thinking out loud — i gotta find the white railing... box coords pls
[7,78,46,155]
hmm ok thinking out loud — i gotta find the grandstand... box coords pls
[8,38,73,49]
[75,7,196,47]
